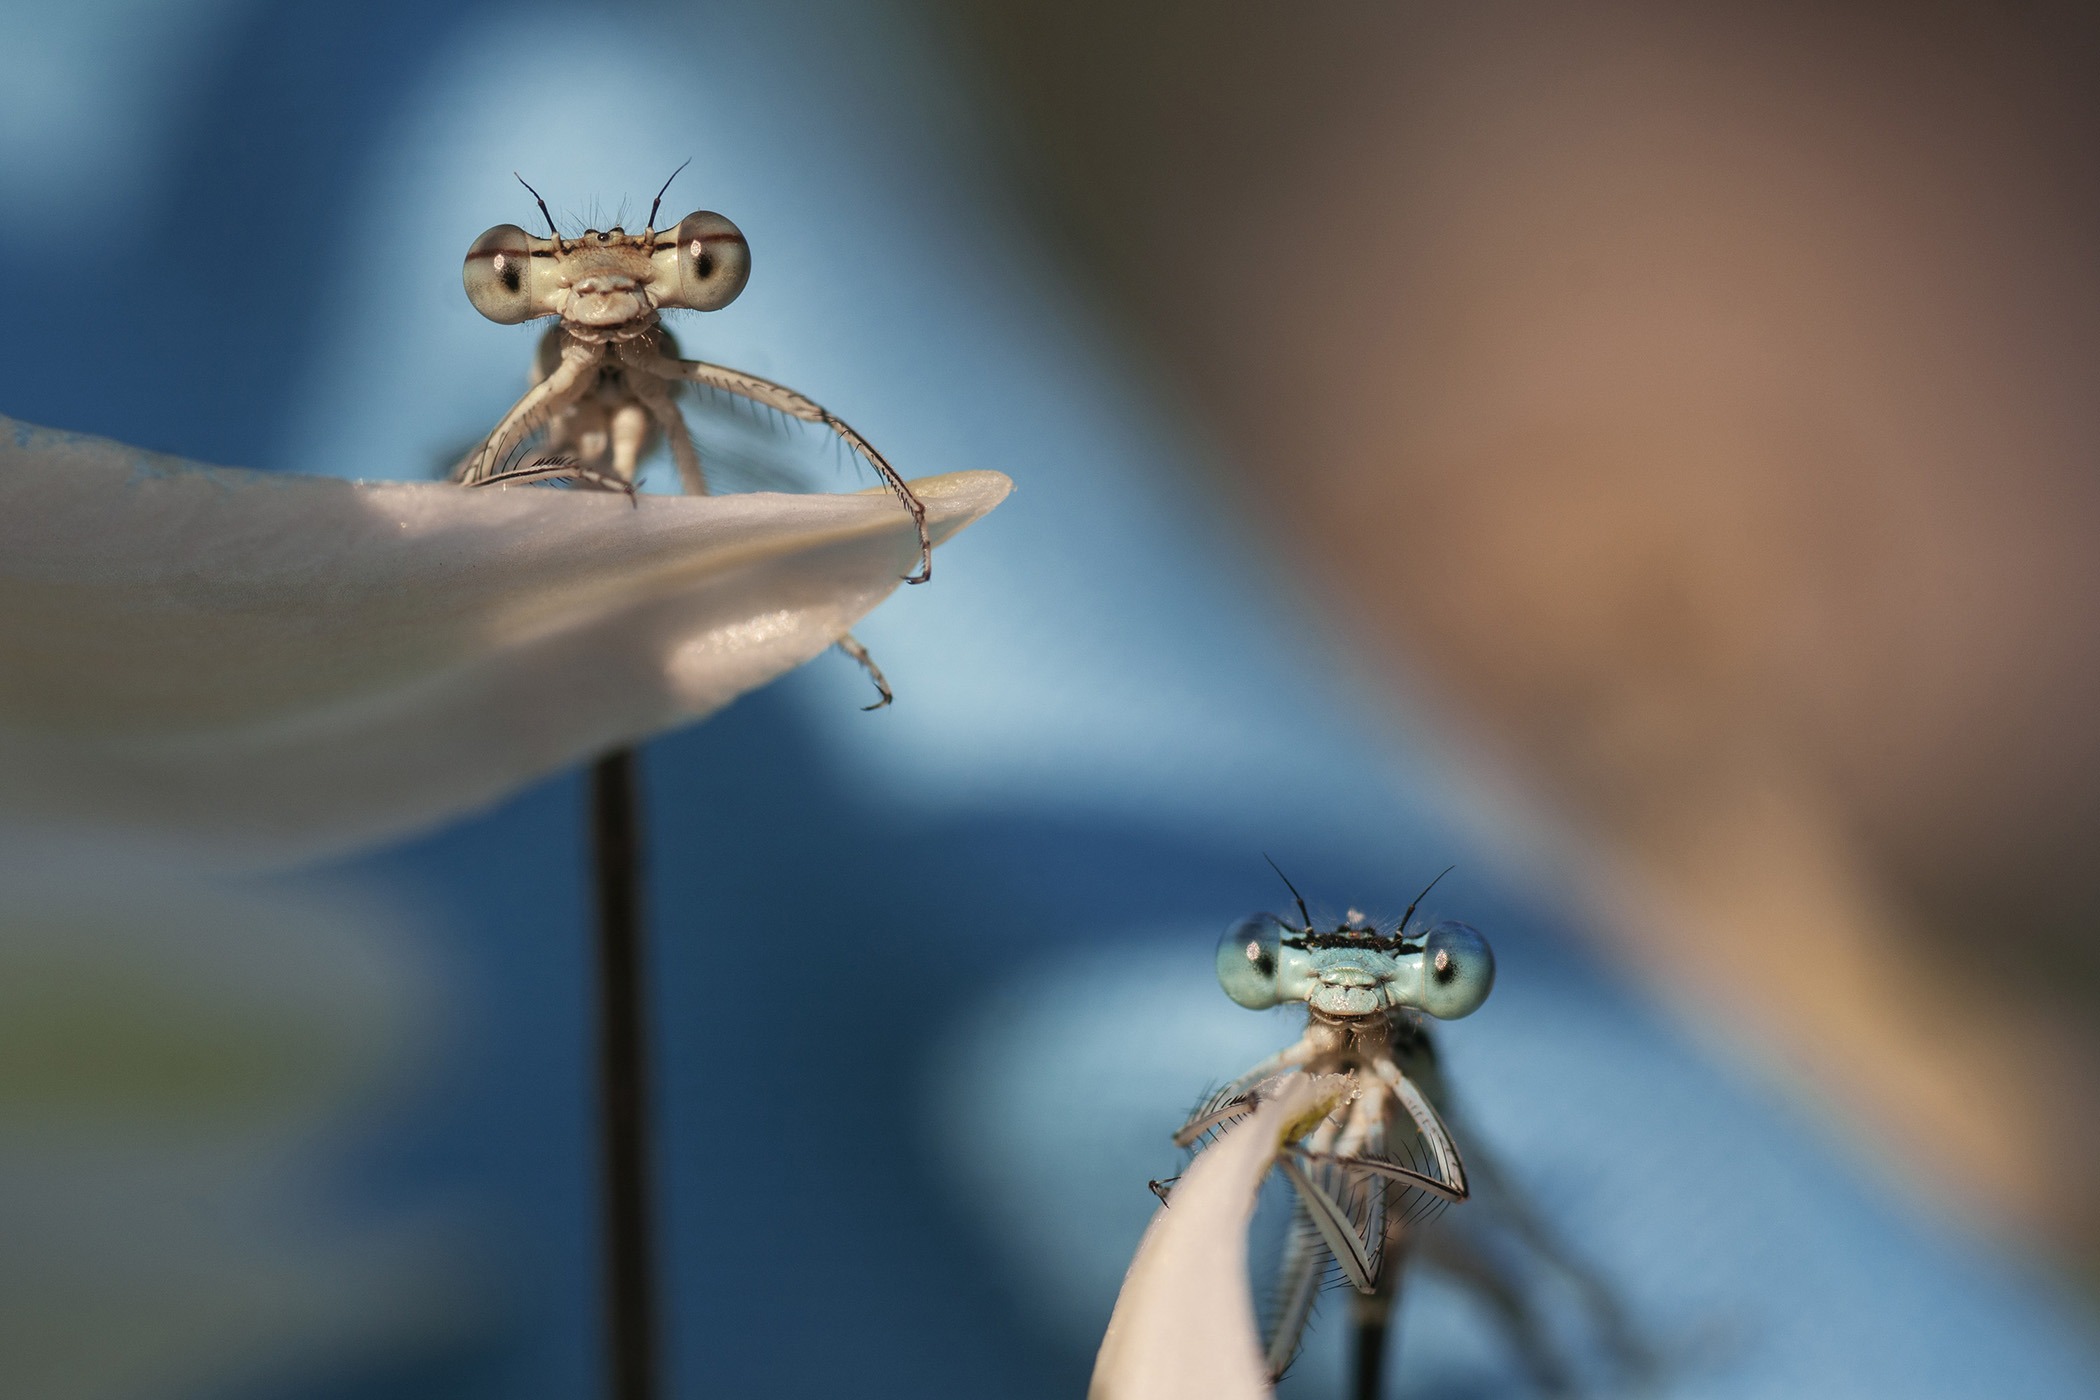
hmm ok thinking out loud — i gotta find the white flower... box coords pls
[0,415,1009,869]
[1090,1072,1351,1400]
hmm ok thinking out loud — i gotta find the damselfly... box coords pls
[1170,867,1648,1397]
[1163,866,1491,1393]
[453,166,911,706]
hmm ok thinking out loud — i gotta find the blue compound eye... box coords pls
[1216,914,1286,1010]
[1418,921,1495,1019]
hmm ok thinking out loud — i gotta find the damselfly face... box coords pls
[1216,909,1494,1019]
[463,210,750,333]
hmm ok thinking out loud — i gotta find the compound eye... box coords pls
[664,210,750,310]
[1215,914,1285,1010]
[463,224,543,324]
[1418,921,1495,1019]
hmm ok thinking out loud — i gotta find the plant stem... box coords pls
[592,747,657,1400]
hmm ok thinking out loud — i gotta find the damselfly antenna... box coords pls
[1263,853,1314,933]
[647,158,692,234]
[515,172,562,250]
[1399,866,1456,932]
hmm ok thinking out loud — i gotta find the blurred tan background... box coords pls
[940,0,2100,1282]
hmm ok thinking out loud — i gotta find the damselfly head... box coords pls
[464,196,751,329]
[1214,907,1495,1020]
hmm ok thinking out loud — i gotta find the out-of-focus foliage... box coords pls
[0,860,457,1400]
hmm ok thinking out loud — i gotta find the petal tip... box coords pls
[903,470,1013,547]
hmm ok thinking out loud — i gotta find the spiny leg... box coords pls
[465,372,631,496]
[1353,1104,1433,1400]
[1264,1202,1330,1380]
[623,343,932,583]
[1173,1036,1322,1147]
[459,339,606,484]
[1304,1101,1347,1156]
[465,461,637,497]
[1217,1035,1326,1097]
[625,367,898,705]
[570,411,610,470]
[624,369,706,494]
[539,398,583,462]
[463,393,633,497]
[1287,1150,1465,1203]
[608,400,651,484]
[1333,1087,1393,1282]
[1331,1078,1390,1159]
[1277,1152,1377,1294]
[1370,1057,1469,1201]
[833,632,893,710]
[1284,1107,1386,1291]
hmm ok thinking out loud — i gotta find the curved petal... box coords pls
[0,417,1009,868]
[1089,1073,1352,1400]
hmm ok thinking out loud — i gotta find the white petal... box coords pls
[1089,1073,1350,1400]
[0,417,1009,868]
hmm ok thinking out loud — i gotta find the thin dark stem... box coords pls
[1352,1246,1405,1400]
[1352,1304,1390,1400]
[591,747,658,1400]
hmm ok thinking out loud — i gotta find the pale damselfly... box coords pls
[1167,866,1647,1397]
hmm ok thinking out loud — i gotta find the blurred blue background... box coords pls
[3,1,2097,1397]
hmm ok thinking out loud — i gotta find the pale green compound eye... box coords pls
[1418,920,1495,1019]
[1216,914,1285,1010]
